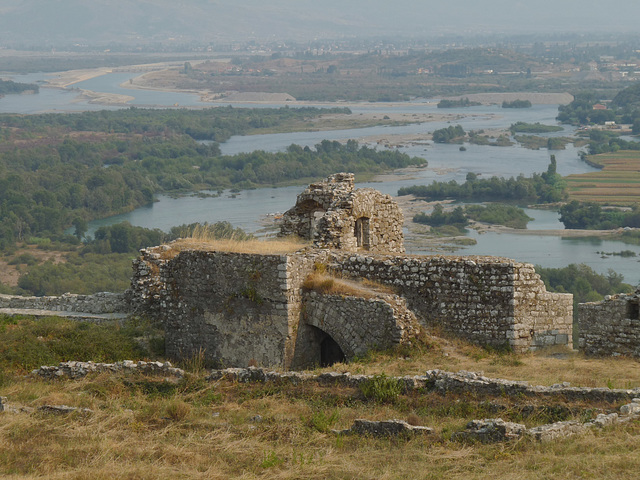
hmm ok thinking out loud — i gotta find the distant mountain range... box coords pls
[1,0,638,47]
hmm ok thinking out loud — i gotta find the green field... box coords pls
[566,151,640,205]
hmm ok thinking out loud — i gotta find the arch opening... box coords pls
[320,335,346,367]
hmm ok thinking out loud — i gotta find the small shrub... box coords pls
[306,409,340,433]
[165,400,191,421]
[179,347,207,374]
[359,373,403,403]
[407,413,422,426]
[261,451,284,469]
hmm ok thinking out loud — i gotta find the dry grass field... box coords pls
[565,151,640,205]
[2,316,640,479]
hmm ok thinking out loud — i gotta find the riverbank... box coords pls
[443,92,574,105]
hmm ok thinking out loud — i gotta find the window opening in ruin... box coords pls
[628,301,639,320]
[320,335,346,367]
[355,217,371,249]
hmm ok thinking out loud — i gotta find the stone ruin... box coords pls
[578,288,640,356]
[0,173,578,369]
[127,247,573,369]
[279,173,404,253]
[125,173,573,369]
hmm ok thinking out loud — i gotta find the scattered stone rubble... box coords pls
[206,367,640,442]
[454,402,639,443]
[333,419,433,437]
[32,360,184,379]
[18,363,640,442]
[452,418,526,443]
[37,405,94,415]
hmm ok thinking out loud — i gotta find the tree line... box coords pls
[0,79,39,95]
[0,108,425,248]
[398,157,566,204]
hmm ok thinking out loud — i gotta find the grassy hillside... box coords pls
[2,315,640,479]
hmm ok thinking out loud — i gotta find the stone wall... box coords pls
[512,264,574,351]
[128,245,573,367]
[326,252,573,352]
[132,248,312,369]
[128,245,422,369]
[0,292,126,314]
[578,290,640,356]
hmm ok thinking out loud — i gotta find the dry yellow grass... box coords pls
[4,318,640,478]
[163,237,309,258]
[302,272,397,298]
[2,363,640,480]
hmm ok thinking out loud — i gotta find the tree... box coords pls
[72,218,88,240]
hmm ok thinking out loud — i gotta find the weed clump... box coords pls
[359,373,403,403]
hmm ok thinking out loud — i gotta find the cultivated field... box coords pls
[565,151,640,205]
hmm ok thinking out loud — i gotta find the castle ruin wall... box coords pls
[578,291,640,356]
[128,246,573,367]
[326,252,572,352]
[296,291,421,368]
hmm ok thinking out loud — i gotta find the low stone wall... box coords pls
[32,360,184,379]
[578,290,640,356]
[0,292,126,314]
[208,367,640,403]
[513,265,574,351]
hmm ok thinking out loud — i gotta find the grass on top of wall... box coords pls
[302,272,397,299]
[162,236,310,258]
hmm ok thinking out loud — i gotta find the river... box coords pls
[2,71,639,284]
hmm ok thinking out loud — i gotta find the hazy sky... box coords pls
[1,0,640,46]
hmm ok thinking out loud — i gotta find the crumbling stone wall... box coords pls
[128,245,421,369]
[512,265,573,351]
[578,290,640,356]
[129,245,573,367]
[326,252,573,352]
[0,292,126,314]
[279,173,404,253]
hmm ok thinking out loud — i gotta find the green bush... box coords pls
[359,373,403,403]
[0,315,164,372]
